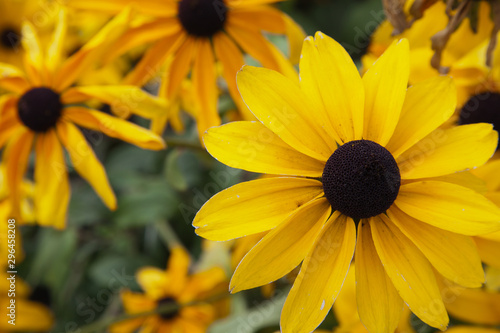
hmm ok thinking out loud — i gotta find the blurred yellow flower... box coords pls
[0,272,54,332]
[0,9,166,229]
[194,32,500,332]
[67,0,304,139]
[111,247,228,333]
[363,1,495,107]
[0,0,60,67]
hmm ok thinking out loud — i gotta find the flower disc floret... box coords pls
[322,140,401,219]
[17,87,63,132]
[178,0,227,37]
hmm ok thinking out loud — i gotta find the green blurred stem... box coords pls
[155,220,182,250]
[164,137,204,151]
[71,292,229,333]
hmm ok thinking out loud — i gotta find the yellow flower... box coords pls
[435,268,500,329]
[67,0,304,139]
[0,9,166,229]
[0,272,54,332]
[111,247,228,333]
[193,32,500,332]
[0,0,60,67]
[363,1,494,107]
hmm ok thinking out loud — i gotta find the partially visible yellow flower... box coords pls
[363,1,495,107]
[111,247,228,333]
[0,0,60,67]
[67,0,304,139]
[436,269,500,328]
[194,32,500,332]
[0,9,166,229]
[0,272,54,332]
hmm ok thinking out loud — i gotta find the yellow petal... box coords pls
[0,95,22,149]
[226,23,281,72]
[388,206,484,288]
[192,38,219,140]
[229,198,331,293]
[124,32,187,86]
[21,22,44,86]
[63,107,165,150]
[34,130,69,229]
[397,124,498,179]
[362,39,409,146]
[193,177,324,241]
[136,267,169,300]
[166,246,190,294]
[370,214,449,330]
[355,222,403,333]
[386,76,456,158]
[5,299,53,331]
[280,212,356,333]
[236,66,334,161]
[300,32,364,143]
[0,63,30,93]
[166,37,198,98]
[283,14,306,64]
[4,129,34,220]
[46,9,67,74]
[203,121,326,177]
[67,0,178,16]
[54,7,131,91]
[213,32,250,119]
[227,0,285,8]
[57,121,117,210]
[102,18,181,64]
[396,181,500,235]
[62,86,168,119]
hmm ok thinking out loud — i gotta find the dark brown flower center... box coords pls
[322,140,401,220]
[157,297,180,320]
[459,92,500,150]
[178,0,227,37]
[18,88,63,132]
[0,27,21,50]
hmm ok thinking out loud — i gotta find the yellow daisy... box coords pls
[111,247,228,333]
[193,32,500,332]
[0,9,166,229]
[67,0,304,139]
[363,1,494,107]
[0,272,54,332]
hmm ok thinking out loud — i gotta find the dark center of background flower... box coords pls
[157,297,180,320]
[459,92,500,150]
[0,27,21,49]
[17,87,63,132]
[178,0,227,37]
[322,140,401,220]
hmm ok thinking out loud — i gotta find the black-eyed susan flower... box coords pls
[0,10,166,229]
[0,0,60,67]
[193,32,500,332]
[363,1,495,107]
[0,272,54,331]
[67,0,304,139]
[110,247,228,333]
